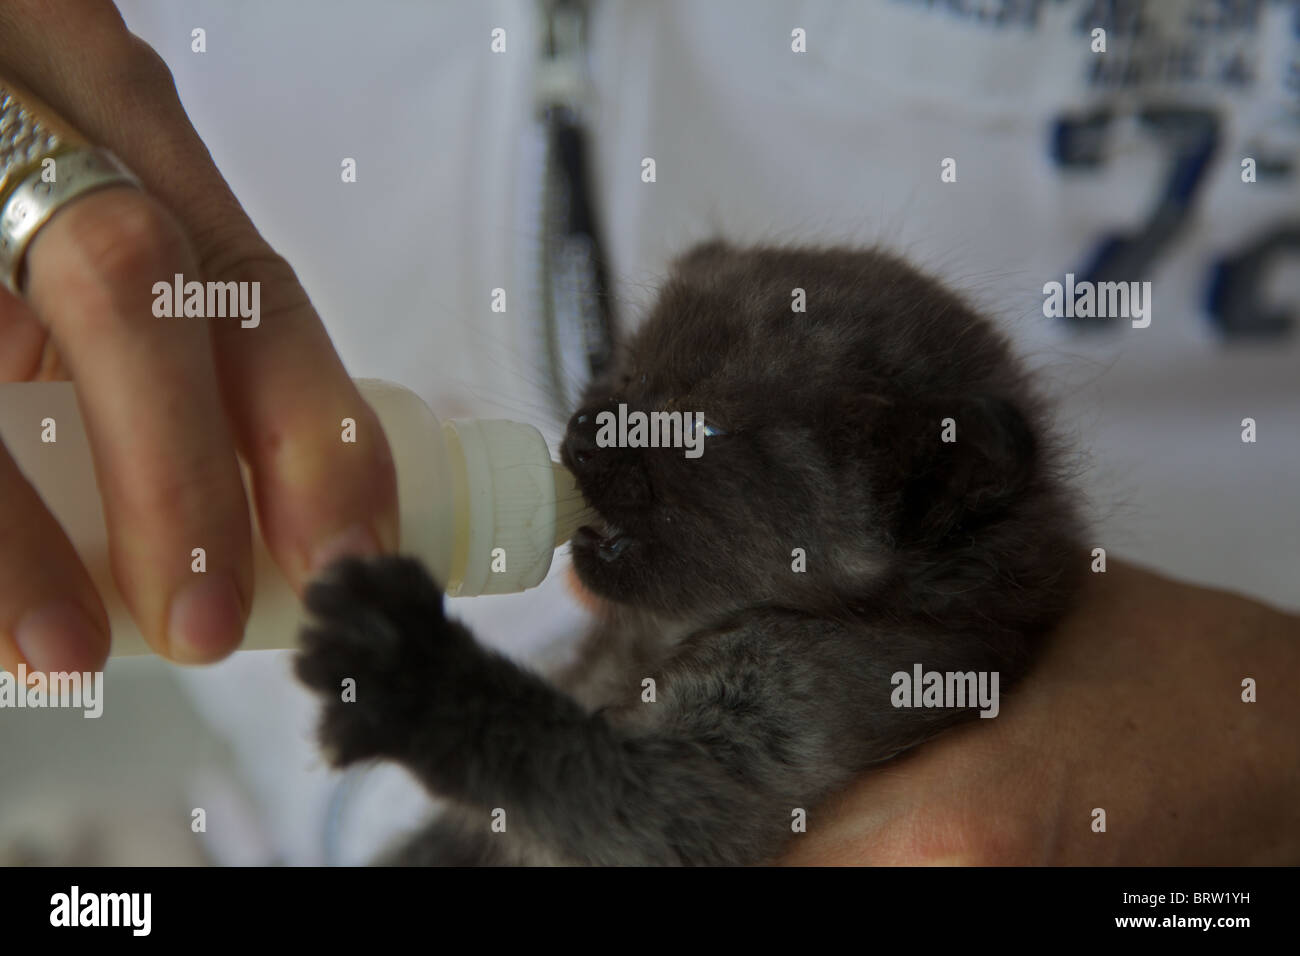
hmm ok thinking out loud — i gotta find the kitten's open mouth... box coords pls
[574,521,636,562]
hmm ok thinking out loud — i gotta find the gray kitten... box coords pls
[295,241,1084,865]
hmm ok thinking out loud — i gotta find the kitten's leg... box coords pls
[296,556,978,865]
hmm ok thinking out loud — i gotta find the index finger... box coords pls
[3,2,399,597]
[23,186,254,662]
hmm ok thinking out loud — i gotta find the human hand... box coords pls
[0,0,397,670]
[780,559,1300,865]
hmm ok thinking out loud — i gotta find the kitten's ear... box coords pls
[890,393,1039,541]
[671,239,734,278]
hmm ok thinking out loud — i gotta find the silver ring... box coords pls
[0,147,140,294]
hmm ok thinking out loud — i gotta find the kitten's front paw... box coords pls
[294,555,456,767]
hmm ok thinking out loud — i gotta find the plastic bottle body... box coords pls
[0,379,585,658]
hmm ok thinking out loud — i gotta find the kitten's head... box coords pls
[562,241,1063,620]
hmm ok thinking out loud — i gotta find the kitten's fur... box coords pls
[295,241,1084,865]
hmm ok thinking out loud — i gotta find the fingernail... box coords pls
[308,523,381,578]
[167,573,246,663]
[14,601,105,672]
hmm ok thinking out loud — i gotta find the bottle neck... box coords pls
[440,418,591,596]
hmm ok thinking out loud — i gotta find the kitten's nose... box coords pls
[562,407,601,469]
